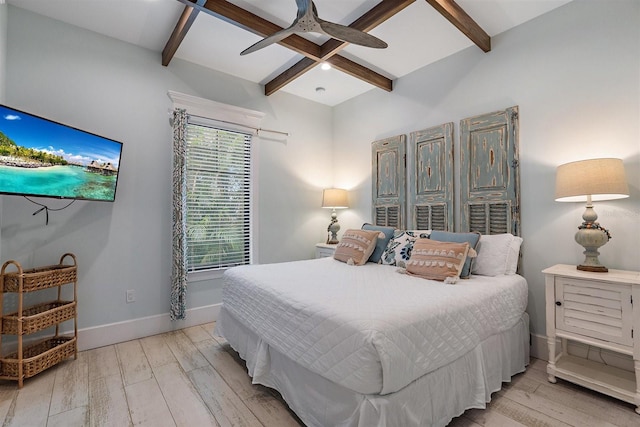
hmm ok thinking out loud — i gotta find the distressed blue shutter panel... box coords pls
[408,123,454,231]
[372,135,406,229]
[460,106,520,236]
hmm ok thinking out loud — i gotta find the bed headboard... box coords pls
[372,106,520,236]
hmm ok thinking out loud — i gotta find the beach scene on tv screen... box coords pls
[0,106,122,201]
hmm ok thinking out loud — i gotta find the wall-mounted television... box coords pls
[0,105,123,202]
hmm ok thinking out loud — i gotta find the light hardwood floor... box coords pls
[0,323,638,427]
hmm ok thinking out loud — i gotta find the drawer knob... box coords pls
[555,301,562,306]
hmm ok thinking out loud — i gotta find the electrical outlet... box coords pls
[126,289,135,303]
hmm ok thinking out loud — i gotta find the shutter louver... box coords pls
[375,205,401,228]
[386,206,400,228]
[375,207,387,226]
[469,203,488,234]
[468,202,511,234]
[489,202,509,233]
[415,203,447,230]
[416,205,430,229]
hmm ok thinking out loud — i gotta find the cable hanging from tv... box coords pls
[24,196,76,225]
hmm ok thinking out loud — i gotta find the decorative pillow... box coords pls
[506,235,523,274]
[362,223,396,263]
[471,233,523,276]
[381,230,431,267]
[333,229,379,266]
[429,231,480,278]
[406,239,470,282]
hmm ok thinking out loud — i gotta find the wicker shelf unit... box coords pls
[0,253,78,387]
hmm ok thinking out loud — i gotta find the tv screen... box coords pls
[0,105,123,202]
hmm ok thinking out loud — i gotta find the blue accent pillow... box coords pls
[429,231,481,278]
[362,223,396,263]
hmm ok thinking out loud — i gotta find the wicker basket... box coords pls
[1,301,76,335]
[1,254,77,293]
[0,336,76,379]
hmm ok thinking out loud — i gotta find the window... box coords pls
[185,120,252,272]
[169,90,264,287]
[169,91,263,318]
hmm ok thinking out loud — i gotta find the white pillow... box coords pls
[471,233,523,276]
[505,235,523,274]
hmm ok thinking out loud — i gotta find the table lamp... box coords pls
[322,188,348,244]
[555,158,629,272]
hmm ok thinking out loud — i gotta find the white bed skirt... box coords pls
[217,307,530,427]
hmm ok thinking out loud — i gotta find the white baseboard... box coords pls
[75,303,221,351]
[530,333,548,361]
[530,332,633,372]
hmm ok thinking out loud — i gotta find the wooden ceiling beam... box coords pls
[327,55,393,92]
[265,58,318,96]
[162,2,203,66]
[424,0,491,52]
[265,54,393,96]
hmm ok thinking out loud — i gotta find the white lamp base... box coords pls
[327,211,340,244]
[575,205,610,273]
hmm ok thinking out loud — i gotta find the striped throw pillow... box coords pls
[333,229,380,266]
[406,238,470,281]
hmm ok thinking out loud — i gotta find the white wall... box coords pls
[2,6,333,333]
[333,0,640,339]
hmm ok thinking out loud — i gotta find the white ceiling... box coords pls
[8,0,572,106]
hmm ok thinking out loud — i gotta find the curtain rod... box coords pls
[186,112,289,137]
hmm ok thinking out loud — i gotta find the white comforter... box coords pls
[221,257,528,395]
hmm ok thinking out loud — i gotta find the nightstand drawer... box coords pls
[555,277,633,347]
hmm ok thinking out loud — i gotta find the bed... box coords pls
[216,108,525,426]
[217,253,529,426]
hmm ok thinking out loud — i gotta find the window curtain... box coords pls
[171,108,188,320]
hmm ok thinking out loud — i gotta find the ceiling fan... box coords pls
[241,0,388,55]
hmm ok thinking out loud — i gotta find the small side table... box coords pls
[315,243,337,259]
[543,264,640,414]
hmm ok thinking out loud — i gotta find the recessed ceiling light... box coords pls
[315,87,326,93]
[321,63,331,71]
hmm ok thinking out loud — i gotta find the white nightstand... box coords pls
[315,243,337,258]
[543,264,640,414]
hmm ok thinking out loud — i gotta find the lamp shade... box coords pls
[555,158,629,202]
[322,188,348,209]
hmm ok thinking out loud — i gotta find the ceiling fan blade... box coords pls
[240,0,387,55]
[318,20,388,49]
[240,27,296,56]
[295,0,312,16]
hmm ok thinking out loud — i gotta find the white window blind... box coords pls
[186,120,252,271]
